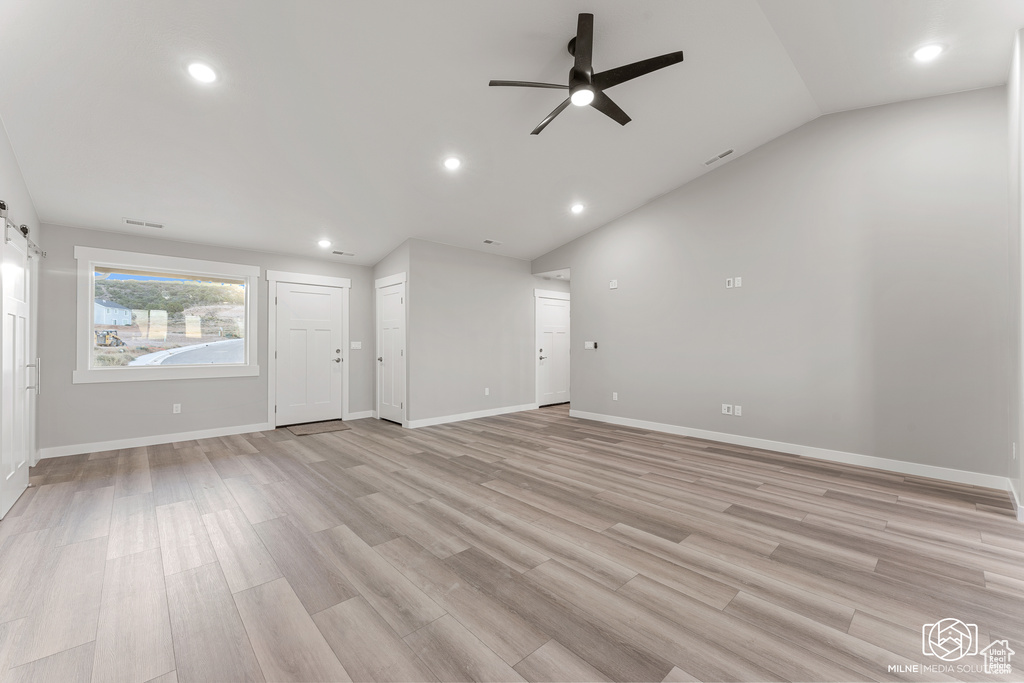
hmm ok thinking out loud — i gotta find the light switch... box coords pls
[609,280,618,289]
[725,278,733,288]
[734,277,742,287]
[350,341,362,350]
[584,341,597,350]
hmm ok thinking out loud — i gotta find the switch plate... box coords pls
[484,387,489,396]
[584,341,597,350]
[173,403,181,414]
[725,278,733,288]
[722,404,732,415]
[612,392,618,401]
[350,341,362,350]
[734,405,742,416]
[734,277,742,287]
[609,280,618,289]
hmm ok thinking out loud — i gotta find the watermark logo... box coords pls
[922,618,978,661]
[981,640,1015,675]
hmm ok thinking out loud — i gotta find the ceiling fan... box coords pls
[489,13,684,135]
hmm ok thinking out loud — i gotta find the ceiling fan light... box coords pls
[443,157,461,170]
[571,203,585,214]
[318,239,332,248]
[570,87,594,106]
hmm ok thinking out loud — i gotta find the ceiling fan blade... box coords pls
[574,13,594,79]
[489,80,568,89]
[531,98,571,135]
[590,90,631,126]
[593,51,684,90]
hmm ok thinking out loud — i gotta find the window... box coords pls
[74,247,260,383]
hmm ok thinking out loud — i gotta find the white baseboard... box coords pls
[407,403,539,429]
[345,410,375,420]
[570,409,1015,494]
[38,422,275,459]
[1010,480,1023,522]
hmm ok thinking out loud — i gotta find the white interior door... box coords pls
[376,281,406,423]
[537,294,570,406]
[275,282,344,426]
[1,228,31,518]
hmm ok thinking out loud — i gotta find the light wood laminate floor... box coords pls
[1,404,1022,682]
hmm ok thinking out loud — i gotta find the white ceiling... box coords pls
[0,0,1020,266]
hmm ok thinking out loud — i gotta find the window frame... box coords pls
[73,246,260,384]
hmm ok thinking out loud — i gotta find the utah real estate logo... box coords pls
[886,618,1016,676]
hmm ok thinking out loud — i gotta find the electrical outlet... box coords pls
[734,277,742,287]
[725,278,733,288]
[612,392,618,401]
[484,387,489,396]
[609,280,618,289]
[173,403,181,414]
[722,404,732,415]
[734,405,742,416]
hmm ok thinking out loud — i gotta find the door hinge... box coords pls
[274,405,277,413]
[275,296,278,304]
[400,349,403,357]
[274,351,277,359]
[401,297,403,304]
[401,402,403,409]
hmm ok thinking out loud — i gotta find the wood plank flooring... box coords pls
[1,404,1022,682]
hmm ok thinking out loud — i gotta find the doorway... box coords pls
[267,271,350,427]
[535,289,570,407]
[1,225,34,519]
[375,274,406,424]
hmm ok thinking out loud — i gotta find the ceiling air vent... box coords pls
[122,217,164,229]
[704,149,735,166]
[332,250,355,257]
[483,239,503,246]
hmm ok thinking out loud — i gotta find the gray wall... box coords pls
[38,223,374,450]
[373,241,410,282]
[1010,32,1024,506]
[534,276,570,294]
[0,117,38,234]
[534,87,1011,477]
[406,239,537,422]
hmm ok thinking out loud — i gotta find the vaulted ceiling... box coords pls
[0,0,1021,265]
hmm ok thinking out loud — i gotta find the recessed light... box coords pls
[188,62,217,83]
[913,44,943,62]
[571,203,585,214]
[318,239,332,248]
[444,157,461,170]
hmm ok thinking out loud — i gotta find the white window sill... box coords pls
[73,364,260,384]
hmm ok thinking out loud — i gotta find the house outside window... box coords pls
[94,299,132,326]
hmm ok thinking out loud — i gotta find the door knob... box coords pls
[539,356,548,360]
[377,357,383,362]
[332,358,341,363]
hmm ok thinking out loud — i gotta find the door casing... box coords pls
[535,289,570,407]
[375,273,407,425]
[266,270,351,427]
